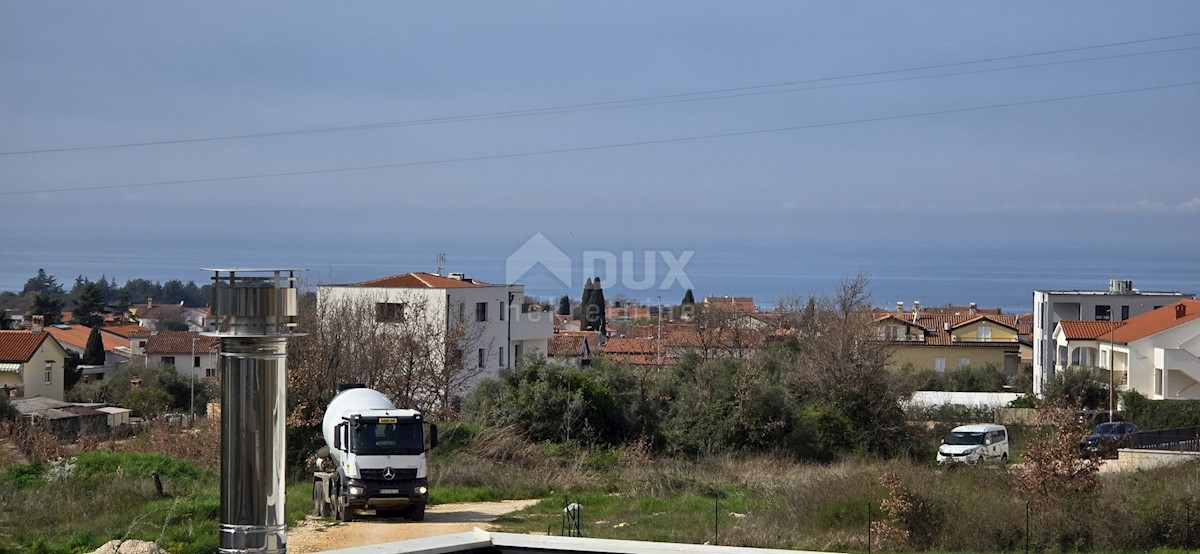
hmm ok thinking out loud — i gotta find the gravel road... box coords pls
[287,499,539,553]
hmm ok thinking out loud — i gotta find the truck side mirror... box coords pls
[334,423,344,450]
[426,423,438,450]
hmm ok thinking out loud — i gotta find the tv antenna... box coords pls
[436,253,446,276]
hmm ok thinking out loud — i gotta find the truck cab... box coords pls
[315,407,438,522]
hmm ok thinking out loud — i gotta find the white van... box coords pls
[936,424,1009,465]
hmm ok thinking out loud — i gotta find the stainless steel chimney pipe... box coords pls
[204,269,304,554]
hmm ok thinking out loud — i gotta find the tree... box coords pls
[580,278,594,328]
[64,351,84,390]
[29,292,64,325]
[82,326,106,365]
[590,278,607,335]
[790,274,912,456]
[557,295,571,316]
[681,289,695,305]
[72,282,107,328]
[23,269,64,298]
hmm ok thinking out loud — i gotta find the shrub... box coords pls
[1122,390,1200,429]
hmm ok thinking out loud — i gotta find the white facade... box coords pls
[1097,316,1200,400]
[1032,281,1190,396]
[317,273,552,385]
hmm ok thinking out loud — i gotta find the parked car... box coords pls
[937,424,1009,465]
[1079,421,1140,458]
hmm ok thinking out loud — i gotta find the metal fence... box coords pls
[1129,426,1200,452]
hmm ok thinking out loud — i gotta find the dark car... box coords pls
[1079,422,1140,458]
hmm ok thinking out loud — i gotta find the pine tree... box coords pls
[73,282,107,328]
[30,292,64,325]
[682,289,695,304]
[557,295,571,316]
[82,326,105,365]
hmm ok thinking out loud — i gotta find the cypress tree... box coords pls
[682,289,695,304]
[557,295,571,316]
[591,277,607,335]
[581,278,595,329]
[82,326,105,365]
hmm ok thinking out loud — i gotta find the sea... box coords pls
[1,235,1196,315]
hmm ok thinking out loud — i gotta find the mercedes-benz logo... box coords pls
[382,467,395,480]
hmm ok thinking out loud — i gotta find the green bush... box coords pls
[1123,391,1200,429]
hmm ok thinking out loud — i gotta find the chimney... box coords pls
[448,272,465,281]
[896,302,904,316]
[31,315,44,333]
[1176,303,1187,319]
[969,302,977,316]
[147,297,153,308]
[913,301,921,322]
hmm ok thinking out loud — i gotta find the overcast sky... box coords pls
[2,2,1198,250]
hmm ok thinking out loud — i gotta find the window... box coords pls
[475,302,488,322]
[163,356,176,367]
[375,302,406,323]
[934,358,946,372]
[477,348,485,368]
[138,340,147,348]
[193,356,201,368]
[499,347,505,366]
[499,301,505,321]
[1095,305,1111,321]
[959,357,971,368]
[1120,305,1130,321]
[44,361,53,385]
[514,344,523,365]
[206,367,216,379]
[978,325,991,341]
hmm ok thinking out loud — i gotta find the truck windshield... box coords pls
[945,431,985,445]
[351,421,423,456]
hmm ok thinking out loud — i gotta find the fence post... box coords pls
[1025,500,1030,554]
[713,497,719,546]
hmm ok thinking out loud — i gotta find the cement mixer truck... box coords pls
[312,385,438,522]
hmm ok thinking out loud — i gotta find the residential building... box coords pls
[876,303,1021,378]
[43,324,132,382]
[0,330,67,401]
[547,331,605,366]
[144,331,220,380]
[101,325,153,362]
[1033,280,1191,395]
[130,300,213,332]
[317,272,553,381]
[703,295,758,314]
[1055,300,1200,400]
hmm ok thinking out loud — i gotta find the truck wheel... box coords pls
[407,503,426,522]
[336,497,354,523]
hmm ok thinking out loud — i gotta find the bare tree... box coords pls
[791,274,912,455]
[425,300,493,417]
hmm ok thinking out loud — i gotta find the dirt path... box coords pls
[287,499,539,553]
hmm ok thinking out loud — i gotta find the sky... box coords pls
[2,2,1199,254]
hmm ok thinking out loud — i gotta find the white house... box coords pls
[318,272,553,381]
[144,331,220,381]
[1033,279,1191,396]
[0,330,67,401]
[1054,300,1200,400]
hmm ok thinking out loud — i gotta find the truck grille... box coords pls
[360,468,417,481]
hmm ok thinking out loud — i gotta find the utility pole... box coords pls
[190,335,196,422]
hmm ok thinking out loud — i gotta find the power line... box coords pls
[2,31,1198,157]
[4,80,1196,198]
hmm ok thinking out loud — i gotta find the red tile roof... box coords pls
[703,296,758,313]
[952,315,1019,331]
[144,332,219,354]
[45,325,124,352]
[876,311,1020,347]
[352,272,488,289]
[102,325,153,339]
[1058,320,1124,340]
[0,331,51,363]
[1110,300,1200,344]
